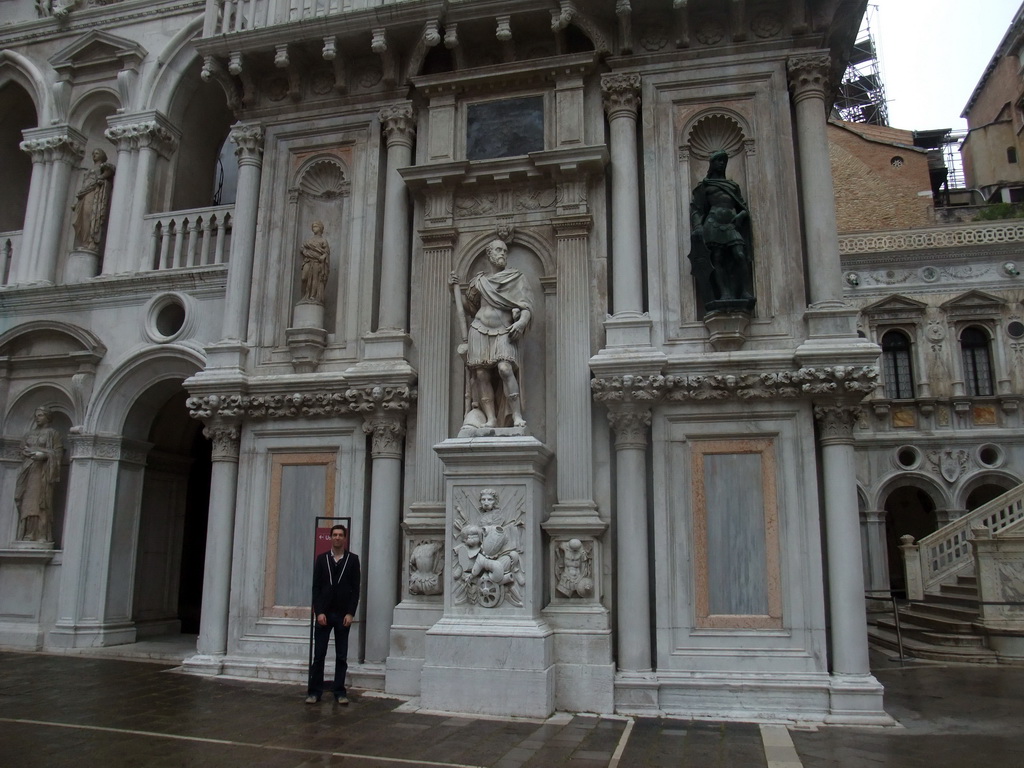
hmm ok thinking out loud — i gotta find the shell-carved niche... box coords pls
[297,158,350,200]
[683,111,751,196]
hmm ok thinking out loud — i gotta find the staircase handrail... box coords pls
[902,482,1024,596]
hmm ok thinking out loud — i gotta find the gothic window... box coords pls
[960,326,994,396]
[881,330,914,399]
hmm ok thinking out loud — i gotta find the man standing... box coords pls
[306,524,360,704]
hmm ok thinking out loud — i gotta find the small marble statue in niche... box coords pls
[452,488,525,608]
[408,540,444,596]
[14,407,63,544]
[299,220,330,304]
[687,150,755,313]
[71,148,115,254]
[449,239,534,433]
[555,538,594,598]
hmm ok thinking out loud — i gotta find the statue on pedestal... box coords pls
[14,408,63,544]
[449,239,534,432]
[687,150,755,313]
[71,149,115,254]
[299,220,330,305]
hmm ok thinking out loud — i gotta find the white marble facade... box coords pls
[0,0,892,723]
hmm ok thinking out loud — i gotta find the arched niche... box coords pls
[450,236,550,443]
[0,81,38,234]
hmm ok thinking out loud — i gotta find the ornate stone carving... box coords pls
[409,540,444,596]
[229,123,264,164]
[104,121,178,157]
[19,133,84,165]
[187,386,416,422]
[204,423,241,461]
[363,415,406,459]
[452,488,525,608]
[453,184,557,218]
[380,103,416,148]
[606,407,651,449]
[787,53,831,102]
[554,538,594,598]
[927,448,970,483]
[813,404,862,443]
[601,72,641,118]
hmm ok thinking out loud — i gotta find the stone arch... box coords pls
[137,15,206,115]
[86,345,205,437]
[872,471,947,512]
[0,50,52,126]
[954,469,1021,511]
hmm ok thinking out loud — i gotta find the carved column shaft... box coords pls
[412,230,456,507]
[601,73,644,316]
[220,123,264,341]
[13,140,49,284]
[363,413,406,663]
[101,128,139,271]
[788,54,842,305]
[814,402,871,675]
[608,403,652,672]
[554,216,595,506]
[196,422,241,657]
[377,103,415,332]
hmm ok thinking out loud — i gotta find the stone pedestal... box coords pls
[63,249,100,283]
[0,548,56,649]
[704,310,750,351]
[285,325,327,373]
[421,436,554,717]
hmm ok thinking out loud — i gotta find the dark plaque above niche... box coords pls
[467,96,545,161]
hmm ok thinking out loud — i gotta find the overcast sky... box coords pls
[871,0,1020,131]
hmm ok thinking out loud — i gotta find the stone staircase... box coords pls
[868,575,998,663]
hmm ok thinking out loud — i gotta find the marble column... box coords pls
[195,421,241,660]
[219,123,264,342]
[16,127,85,284]
[363,413,406,663]
[101,123,140,271]
[787,53,841,305]
[601,73,644,318]
[607,403,652,672]
[815,403,871,676]
[376,103,415,333]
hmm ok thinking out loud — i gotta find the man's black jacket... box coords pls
[311,550,360,617]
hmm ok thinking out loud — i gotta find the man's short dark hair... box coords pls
[331,524,347,535]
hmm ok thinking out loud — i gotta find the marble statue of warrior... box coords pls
[71,148,115,253]
[299,220,330,304]
[14,407,63,543]
[688,149,754,311]
[449,240,533,429]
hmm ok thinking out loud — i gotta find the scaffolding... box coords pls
[836,5,888,126]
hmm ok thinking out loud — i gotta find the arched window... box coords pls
[881,330,915,399]
[960,326,994,396]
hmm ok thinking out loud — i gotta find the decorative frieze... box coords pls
[67,433,149,465]
[186,385,416,422]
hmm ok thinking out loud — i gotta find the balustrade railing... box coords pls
[205,0,414,36]
[144,206,233,272]
[1,231,22,286]
[900,482,1024,599]
[840,221,1024,255]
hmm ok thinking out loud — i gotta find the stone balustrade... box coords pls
[840,221,1024,255]
[144,206,233,272]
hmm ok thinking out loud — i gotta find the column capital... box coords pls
[363,413,407,459]
[229,122,264,166]
[787,53,831,104]
[105,112,180,157]
[601,72,641,120]
[20,125,86,164]
[606,405,651,450]
[813,402,861,445]
[67,433,150,466]
[380,102,416,149]
[552,214,593,238]
[203,422,241,462]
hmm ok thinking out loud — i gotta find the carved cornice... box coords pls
[787,53,830,103]
[379,102,416,149]
[601,72,640,120]
[363,414,406,459]
[186,385,416,422]
[229,123,264,165]
[813,403,861,445]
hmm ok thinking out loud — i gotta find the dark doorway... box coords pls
[884,485,937,594]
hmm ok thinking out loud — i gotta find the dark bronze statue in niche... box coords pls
[687,150,755,314]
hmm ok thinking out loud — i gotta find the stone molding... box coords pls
[68,433,150,465]
[787,53,830,103]
[363,414,406,459]
[601,72,641,119]
[379,102,416,148]
[186,385,416,422]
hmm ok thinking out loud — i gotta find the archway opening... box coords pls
[884,485,937,594]
[131,389,210,638]
[966,482,1011,512]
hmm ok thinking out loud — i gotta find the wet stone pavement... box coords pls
[0,649,1022,767]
